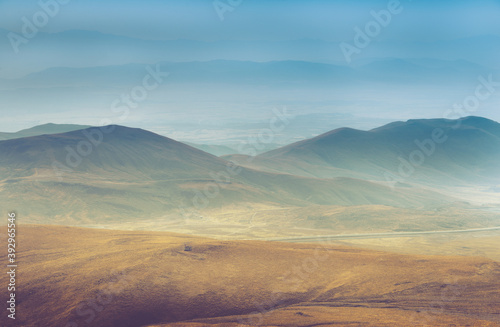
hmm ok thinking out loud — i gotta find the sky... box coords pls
[0,0,499,142]
[1,0,500,42]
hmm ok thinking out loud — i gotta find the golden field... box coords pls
[1,225,499,326]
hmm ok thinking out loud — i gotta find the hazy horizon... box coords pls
[1,0,499,142]
[2,2,500,326]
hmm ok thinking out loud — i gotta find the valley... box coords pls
[2,2,500,326]
[1,119,499,326]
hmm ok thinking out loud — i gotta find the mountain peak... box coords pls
[259,116,500,185]
[459,116,497,124]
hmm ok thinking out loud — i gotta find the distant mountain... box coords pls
[3,59,491,89]
[358,58,491,84]
[184,142,237,157]
[1,28,499,79]
[239,116,500,186]
[2,61,496,141]
[2,60,355,88]
[0,123,91,140]
[0,125,451,223]
[0,125,227,179]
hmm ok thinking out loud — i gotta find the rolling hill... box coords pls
[0,123,91,141]
[225,116,500,187]
[0,125,453,225]
[1,225,498,327]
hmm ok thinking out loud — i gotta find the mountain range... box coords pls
[0,117,499,231]
[2,57,499,145]
[1,29,499,79]
[2,59,494,88]
[0,123,90,141]
[225,116,500,187]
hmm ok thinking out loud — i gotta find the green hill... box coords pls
[241,116,500,186]
[0,125,452,225]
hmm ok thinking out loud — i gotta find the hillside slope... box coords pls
[1,225,499,327]
[247,116,500,186]
[0,125,451,224]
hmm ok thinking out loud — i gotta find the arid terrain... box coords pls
[2,1,500,325]
[1,225,499,327]
[0,120,499,326]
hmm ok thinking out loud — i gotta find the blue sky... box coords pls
[1,0,499,42]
